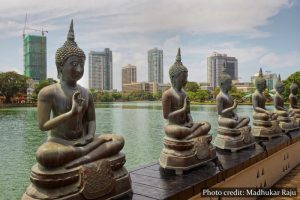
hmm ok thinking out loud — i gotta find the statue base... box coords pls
[213,126,255,152]
[22,153,132,200]
[159,135,216,175]
[277,116,299,133]
[252,120,283,139]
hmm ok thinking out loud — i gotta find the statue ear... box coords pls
[57,65,63,79]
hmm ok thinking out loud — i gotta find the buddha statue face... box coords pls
[256,80,267,93]
[60,55,84,82]
[171,71,188,89]
[220,72,232,92]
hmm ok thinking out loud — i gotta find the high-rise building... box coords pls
[148,48,163,84]
[23,35,47,82]
[207,52,238,89]
[122,64,137,91]
[88,48,113,91]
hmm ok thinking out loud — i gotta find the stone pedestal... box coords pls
[252,119,283,139]
[22,153,132,200]
[289,109,300,126]
[276,115,299,133]
[213,125,255,152]
[159,135,216,175]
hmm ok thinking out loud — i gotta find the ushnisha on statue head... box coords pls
[55,19,86,80]
[169,48,188,90]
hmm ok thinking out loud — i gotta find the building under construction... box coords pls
[23,34,47,82]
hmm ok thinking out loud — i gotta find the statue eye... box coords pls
[71,62,78,67]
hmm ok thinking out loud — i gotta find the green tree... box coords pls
[0,71,28,103]
[283,71,300,101]
[34,78,57,96]
[184,81,199,92]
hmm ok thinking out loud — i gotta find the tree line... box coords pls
[0,71,300,104]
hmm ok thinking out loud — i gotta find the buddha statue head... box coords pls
[55,20,86,80]
[219,63,232,92]
[169,48,188,90]
[290,78,298,95]
[275,74,284,94]
[255,68,267,93]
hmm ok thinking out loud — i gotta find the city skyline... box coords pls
[0,0,299,90]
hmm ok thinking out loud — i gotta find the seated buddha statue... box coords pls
[289,79,300,123]
[159,48,216,174]
[214,68,254,151]
[252,68,282,137]
[274,75,299,132]
[23,20,131,200]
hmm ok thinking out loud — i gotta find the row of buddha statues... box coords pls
[159,50,300,175]
[22,21,300,199]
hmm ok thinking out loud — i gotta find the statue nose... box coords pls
[75,64,82,72]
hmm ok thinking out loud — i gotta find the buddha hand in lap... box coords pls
[36,21,124,170]
[216,71,250,130]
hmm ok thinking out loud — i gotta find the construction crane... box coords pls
[23,13,48,38]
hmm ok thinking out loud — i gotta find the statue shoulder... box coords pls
[38,83,59,102]
[162,88,173,100]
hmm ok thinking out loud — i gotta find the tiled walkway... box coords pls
[259,164,300,200]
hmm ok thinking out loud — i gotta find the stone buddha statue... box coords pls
[251,68,282,138]
[289,79,300,124]
[23,20,131,200]
[159,48,216,175]
[274,75,299,132]
[214,68,255,151]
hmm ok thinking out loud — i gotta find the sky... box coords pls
[0,0,299,90]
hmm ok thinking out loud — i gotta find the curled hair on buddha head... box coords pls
[169,48,188,87]
[55,19,86,79]
[275,74,284,91]
[255,68,266,88]
[219,62,232,88]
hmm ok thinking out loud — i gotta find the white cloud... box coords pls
[0,0,295,38]
[259,51,300,68]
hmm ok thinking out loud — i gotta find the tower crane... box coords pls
[23,13,48,38]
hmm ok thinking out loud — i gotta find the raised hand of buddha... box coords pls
[233,99,238,109]
[71,91,85,115]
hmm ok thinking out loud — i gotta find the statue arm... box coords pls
[290,96,300,109]
[217,96,236,116]
[274,96,286,111]
[252,94,268,114]
[86,92,96,139]
[38,90,82,131]
[162,93,185,120]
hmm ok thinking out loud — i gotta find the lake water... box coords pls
[0,102,259,199]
